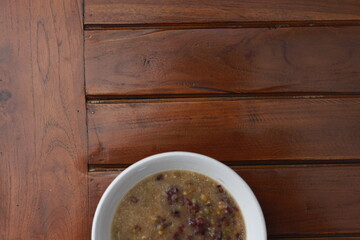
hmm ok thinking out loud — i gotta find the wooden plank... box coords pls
[85,27,360,96]
[272,238,360,240]
[84,0,360,24]
[87,98,360,164]
[0,0,87,239]
[88,165,360,236]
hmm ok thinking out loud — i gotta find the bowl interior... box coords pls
[92,152,267,240]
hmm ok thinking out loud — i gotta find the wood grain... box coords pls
[87,98,360,164]
[85,27,360,96]
[0,0,87,239]
[272,238,360,240]
[89,165,360,236]
[84,0,360,24]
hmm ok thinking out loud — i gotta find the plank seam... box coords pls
[268,233,360,239]
[88,161,360,172]
[86,93,360,104]
[84,20,360,30]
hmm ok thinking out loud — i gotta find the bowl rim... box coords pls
[92,151,267,240]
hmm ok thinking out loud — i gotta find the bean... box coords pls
[155,174,164,181]
[129,196,139,203]
[166,187,181,205]
[216,185,224,193]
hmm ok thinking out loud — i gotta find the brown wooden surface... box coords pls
[272,238,360,240]
[85,27,360,96]
[87,98,360,164]
[89,164,360,237]
[84,0,360,24]
[0,0,87,239]
[2,0,359,239]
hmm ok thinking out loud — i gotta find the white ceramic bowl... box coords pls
[92,151,267,240]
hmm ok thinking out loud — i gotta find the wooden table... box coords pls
[1,0,360,239]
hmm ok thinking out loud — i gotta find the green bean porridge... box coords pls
[111,170,245,240]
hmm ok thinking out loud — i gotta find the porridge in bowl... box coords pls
[111,170,245,240]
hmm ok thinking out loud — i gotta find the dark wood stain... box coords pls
[0,90,12,102]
